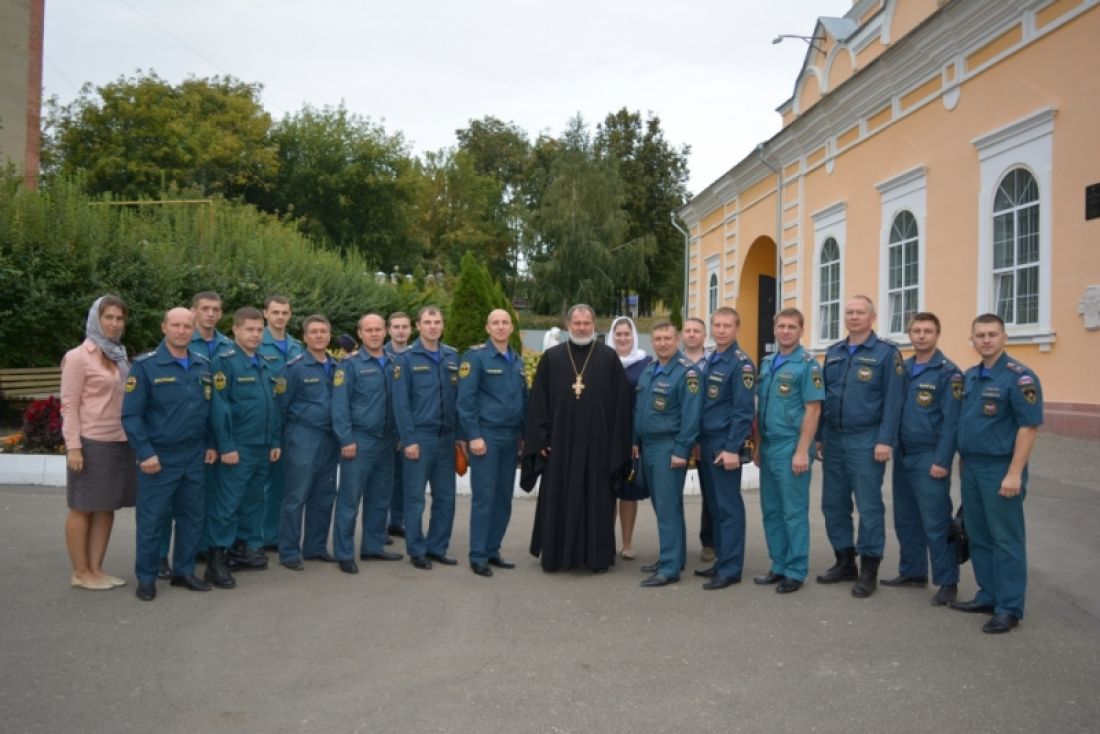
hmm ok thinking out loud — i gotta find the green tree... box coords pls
[447,252,499,352]
[42,71,277,200]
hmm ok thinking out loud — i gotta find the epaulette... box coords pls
[221,348,237,358]
[443,344,458,353]
[286,354,305,366]
[941,357,957,372]
[189,350,211,363]
[468,343,487,351]
[677,357,693,369]
[735,349,749,362]
[803,352,815,362]
[1005,361,1025,374]
[134,350,156,362]
[879,337,901,350]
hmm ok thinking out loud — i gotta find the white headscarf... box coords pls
[609,316,647,368]
[85,296,129,366]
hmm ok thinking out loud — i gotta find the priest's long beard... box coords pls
[568,333,594,346]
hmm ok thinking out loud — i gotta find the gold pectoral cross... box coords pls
[572,373,585,399]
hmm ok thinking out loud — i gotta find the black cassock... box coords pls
[520,340,633,571]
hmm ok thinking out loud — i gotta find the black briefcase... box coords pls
[948,506,970,565]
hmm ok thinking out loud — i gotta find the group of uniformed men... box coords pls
[120,290,1041,634]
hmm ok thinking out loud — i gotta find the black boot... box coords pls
[816,548,857,584]
[851,555,881,598]
[204,547,237,589]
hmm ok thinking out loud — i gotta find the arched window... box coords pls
[818,237,840,341]
[992,168,1039,325]
[708,272,718,315]
[887,211,919,334]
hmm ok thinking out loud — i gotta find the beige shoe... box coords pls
[621,548,636,560]
[102,574,126,587]
[70,574,113,591]
[700,547,716,563]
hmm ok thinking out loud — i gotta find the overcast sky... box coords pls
[43,0,851,195]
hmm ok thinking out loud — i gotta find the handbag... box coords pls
[948,506,970,565]
[455,443,468,477]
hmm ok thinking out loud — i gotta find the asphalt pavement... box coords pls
[1,432,1098,734]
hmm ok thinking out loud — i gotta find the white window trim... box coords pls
[811,202,847,348]
[875,166,927,342]
[705,255,720,320]
[973,107,1055,348]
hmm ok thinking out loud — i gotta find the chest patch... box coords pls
[916,390,933,407]
[707,384,720,400]
[982,400,998,416]
[856,365,873,382]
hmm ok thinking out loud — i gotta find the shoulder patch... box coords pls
[213,371,227,390]
[459,361,472,379]
[333,369,345,387]
[274,376,287,395]
[124,375,137,392]
[951,373,964,399]
[134,350,156,362]
[894,353,904,376]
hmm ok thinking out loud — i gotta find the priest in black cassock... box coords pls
[521,304,633,572]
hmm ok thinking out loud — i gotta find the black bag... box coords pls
[948,506,970,565]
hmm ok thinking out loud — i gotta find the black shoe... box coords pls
[471,563,493,577]
[203,547,236,589]
[338,560,359,575]
[157,558,171,580]
[135,581,156,601]
[641,562,659,573]
[753,570,784,585]
[195,550,208,565]
[851,555,881,598]
[169,574,212,592]
[387,526,405,538]
[816,547,858,584]
[228,547,268,571]
[592,567,609,574]
[229,538,248,559]
[881,574,928,587]
[361,551,403,561]
[262,544,278,552]
[694,565,718,578]
[776,578,803,594]
[703,575,741,590]
[411,556,432,570]
[641,574,678,588]
[949,598,995,614]
[427,553,458,566]
[385,536,394,546]
[281,559,304,571]
[304,552,336,563]
[982,613,1019,634]
[931,584,958,606]
[487,557,515,569]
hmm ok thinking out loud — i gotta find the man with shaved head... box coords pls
[123,308,218,601]
[457,309,528,577]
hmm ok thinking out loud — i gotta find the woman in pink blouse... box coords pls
[61,295,137,590]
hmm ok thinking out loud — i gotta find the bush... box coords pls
[21,397,64,453]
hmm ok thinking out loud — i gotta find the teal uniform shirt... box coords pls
[258,328,303,375]
[391,339,460,443]
[191,329,233,361]
[210,347,281,453]
[633,352,702,457]
[958,352,1043,458]
[457,341,528,441]
[122,342,213,460]
[758,345,824,443]
[899,350,962,467]
[332,350,393,443]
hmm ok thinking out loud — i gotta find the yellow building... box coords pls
[677,0,1100,440]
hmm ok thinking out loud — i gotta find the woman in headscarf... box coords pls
[609,316,652,559]
[61,295,137,590]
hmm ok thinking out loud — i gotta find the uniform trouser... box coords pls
[698,435,746,579]
[821,427,886,557]
[402,434,456,559]
[640,438,687,579]
[961,456,1027,619]
[892,447,958,585]
[388,452,404,530]
[332,433,394,561]
[135,444,206,583]
[262,456,286,547]
[468,432,518,565]
[278,426,338,563]
[207,445,269,549]
[699,490,714,548]
[759,436,812,582]
[157,462,217,558]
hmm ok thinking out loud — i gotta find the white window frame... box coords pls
[811,202,847,348]
[875,166,927,342]
[973,107,1054,347]
[705,255,719,320]
[992,167,1040,327]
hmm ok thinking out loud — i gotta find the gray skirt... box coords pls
[66,437,138,511]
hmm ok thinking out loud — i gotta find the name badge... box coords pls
[154,377,176,385]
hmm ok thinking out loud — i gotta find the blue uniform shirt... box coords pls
[634,352,702,459]
[191,329,233,361]
[899,349,962,467]
[457,340,528,440]
[331,350,393,445]
[758,345,825,442]
[699,341,756,453]
[209,347,281,453]
[122,341,213,461]
[957,352,1043,459]
[258,327,304,375]
[391,339,460,443]
[277,351,337,433]
[821,331,904,445]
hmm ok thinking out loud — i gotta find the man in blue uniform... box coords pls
[204,307,281,588]
[753,308,823,594]
[634,323,701,587]
[277,315,339,570]
[881,312,962,606]
[156,291,232,577]
[681,317,714,564]
[815,295,904,598]
[458,309,528,577]
[385,312,412,540]
[391,306,460,570]
[695,307,755,590]
[257,295,303,553]
[123,307,217,601]
[331,313,400,575]
[950,313,1042,634]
